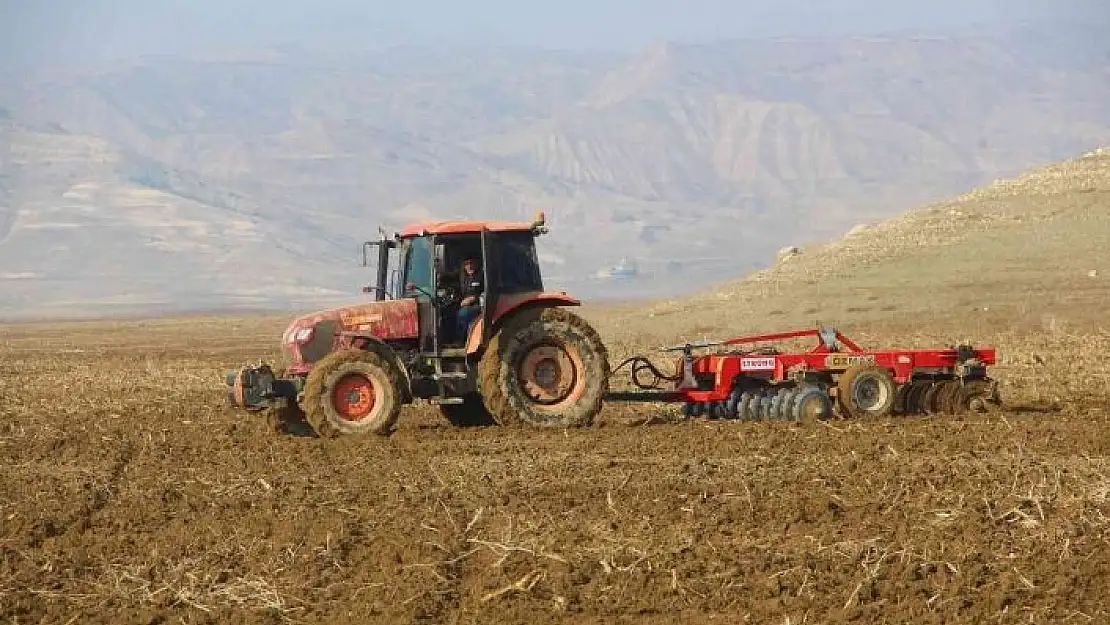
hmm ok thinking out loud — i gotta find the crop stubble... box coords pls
[0,314,1108,624]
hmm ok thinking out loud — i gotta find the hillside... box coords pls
[0,118,357,316]
[591,147,1110,353]
[1,21,1108,317]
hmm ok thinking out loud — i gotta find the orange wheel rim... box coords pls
[517,343,581,406]
[332,374,376,421]
[233,367,248,409]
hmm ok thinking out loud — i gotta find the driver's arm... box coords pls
[460,271,481,306]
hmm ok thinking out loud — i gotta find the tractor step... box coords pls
[428,348,468,358]
[429,397,465,405]
[433,372,469,380]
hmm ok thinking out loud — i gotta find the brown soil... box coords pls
[1,311,1108,625]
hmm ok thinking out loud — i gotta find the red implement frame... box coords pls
[675,327,996,404]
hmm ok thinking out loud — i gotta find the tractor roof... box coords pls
[399,213,546,237]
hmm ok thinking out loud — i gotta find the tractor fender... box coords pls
[337,331,414,401]
[465,291,581,355]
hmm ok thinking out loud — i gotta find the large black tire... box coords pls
[477,307,609,428]
[302,349,404,437]
[439,392,496,427]
[836,364,896,418]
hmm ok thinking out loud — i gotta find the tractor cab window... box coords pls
[402,235,434,301]
[495,231,544,293]
[440,238,483,280]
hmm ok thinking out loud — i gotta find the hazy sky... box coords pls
[1,0,1105,69]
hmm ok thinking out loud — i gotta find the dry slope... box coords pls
[593,147,1110,344]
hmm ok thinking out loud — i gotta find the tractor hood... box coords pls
[280,298,419,371]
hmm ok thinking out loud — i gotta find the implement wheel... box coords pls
[478,307,609,428]
[837,364,896,418]
[302,349,403,437]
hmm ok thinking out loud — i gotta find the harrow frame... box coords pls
[608,326,1000,421]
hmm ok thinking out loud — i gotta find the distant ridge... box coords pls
[1,20,1108,317]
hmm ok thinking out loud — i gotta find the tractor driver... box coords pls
[456,256,483,340]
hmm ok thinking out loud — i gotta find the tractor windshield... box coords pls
[403,235,434,301]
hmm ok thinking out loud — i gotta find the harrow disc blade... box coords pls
[737,392,755,420]
[922,382,944,415]
[934,380,962,414]
[790,386,833,424]
[904,381,932,415]
[953,379,1001,414]
[757,392,774,419]
[743,392,758,420]
[778,387,800,420]
[894,383,914,414]
[769,389,786,420]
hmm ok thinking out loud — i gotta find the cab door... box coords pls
[401,234,438,352]
[479,228,500,348]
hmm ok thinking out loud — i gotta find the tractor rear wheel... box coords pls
[302,349,403,437]
[477,307,609,428]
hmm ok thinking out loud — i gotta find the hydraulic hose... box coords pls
[613,356,684,390]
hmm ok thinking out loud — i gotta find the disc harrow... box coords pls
[608,326,1001,422]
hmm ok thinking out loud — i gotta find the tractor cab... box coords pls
[360,211,550,354]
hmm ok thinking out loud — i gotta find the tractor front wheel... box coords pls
[302,349,403,437]
[478,307,609,428]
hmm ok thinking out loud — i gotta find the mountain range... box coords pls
[1,19,1108,319]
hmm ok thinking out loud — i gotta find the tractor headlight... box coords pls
[291,326,315,344]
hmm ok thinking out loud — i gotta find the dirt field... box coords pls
[1,307,1108,625]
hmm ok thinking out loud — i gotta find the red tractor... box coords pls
[226,212,609,436]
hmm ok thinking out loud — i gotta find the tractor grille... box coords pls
[299,319,338,364]
[281,342,300,368]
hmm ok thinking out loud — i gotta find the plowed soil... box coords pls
[1,313,1108,625]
